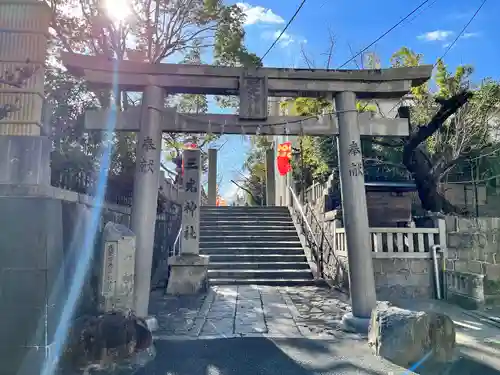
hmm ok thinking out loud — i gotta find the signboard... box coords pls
[180,149,201,254]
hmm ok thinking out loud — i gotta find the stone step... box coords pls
[200,235,300,242]
[201,207,289,213]
[200,215,291,221]
[200,241,302,248]
[200,247,305,255]
[200,221,296,228]
[200,230,298,237]
[207,254,308,263]
[208,262,311,270]
[209,278,317,286]
[208,269,313,279]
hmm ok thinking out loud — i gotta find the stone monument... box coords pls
[99,222,136,312]
[167,148,209,294]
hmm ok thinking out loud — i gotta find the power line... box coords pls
[438,0,487,63]
[260,0,307,62]
[386,0,487,115]
[337,0,431,69]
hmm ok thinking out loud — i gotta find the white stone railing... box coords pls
[334,226,445,258]
[304,174,334,204]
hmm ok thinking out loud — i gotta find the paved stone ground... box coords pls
[150,285,354,339]
[145,285,500,374]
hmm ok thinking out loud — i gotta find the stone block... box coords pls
[485,263,500,280]
[379,258,411,274]
[446,260,455,271]
[445,270,485,309]
[447,248,459,260]
[448,232,474,249]
[0,136,51,184]
[376,285,432,300]
[368,302,456,371]
[410,260,430,274]
[454,260,469,273]
[467,260,485,274]
[456,248,475,261]
[166,254,209,295]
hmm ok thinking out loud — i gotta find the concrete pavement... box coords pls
[144,285,500,374]
[137,336,412,375]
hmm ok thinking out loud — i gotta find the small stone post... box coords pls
[207,148,217,205]
[167,148,209,294]
[99,222,136,312]
[265,147,276,206]
[335,91,377,332]
[131,85,164,318]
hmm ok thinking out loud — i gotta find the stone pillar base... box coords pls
[145,316,159,332]
[341,312,371,334]
[166,254,209,295]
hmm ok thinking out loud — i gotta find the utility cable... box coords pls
[386,0,487,115]
[260,0,307,62]
[337,0,431,69]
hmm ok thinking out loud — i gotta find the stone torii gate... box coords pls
[61,52,432,331]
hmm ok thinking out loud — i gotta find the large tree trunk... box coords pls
[402,91,473,215]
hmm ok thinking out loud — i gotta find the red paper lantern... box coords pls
[276,142,292,176]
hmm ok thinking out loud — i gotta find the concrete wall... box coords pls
[0,196,64,375]
[321,213,435,301]
[0,185,132,374]
[445,216,500,305]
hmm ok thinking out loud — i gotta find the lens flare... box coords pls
[39,63,121,375]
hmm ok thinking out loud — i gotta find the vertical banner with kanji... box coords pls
[180,149,201,255]
[276,142,292,176]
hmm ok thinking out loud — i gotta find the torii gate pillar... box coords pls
[207,148,217,205]
[265,148,276,206]
[335,91,377,332]
[131,85,164,318]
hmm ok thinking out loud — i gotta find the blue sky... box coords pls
[207,0,499,201]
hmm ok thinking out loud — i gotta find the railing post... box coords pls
[437,218,447,251]
[332,220,337,254]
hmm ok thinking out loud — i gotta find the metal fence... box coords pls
[52,168,182,290]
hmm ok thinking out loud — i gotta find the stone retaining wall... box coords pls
[321,213,435,301]
[445,216,500,307]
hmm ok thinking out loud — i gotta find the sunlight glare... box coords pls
[104,0,131,23]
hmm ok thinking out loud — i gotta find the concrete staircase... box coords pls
[199,206,315,286]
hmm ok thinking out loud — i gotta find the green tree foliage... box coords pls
[164,40,218,171]
[241,137,271,206]
[279,97,379,192]
[42,0,257,183]
[388,47,500,187]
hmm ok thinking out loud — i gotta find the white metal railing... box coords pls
[170,227,182,257]
[333,227,443,258]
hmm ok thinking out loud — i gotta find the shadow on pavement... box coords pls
[136,337,396,375]
[416,355,500,375]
